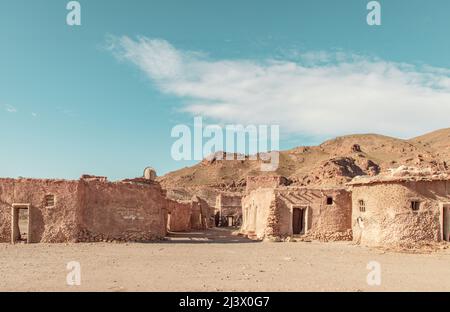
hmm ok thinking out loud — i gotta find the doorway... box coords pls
[443,205,450,242]
[227,216,234,227]
[292,208,305,235]
[167,212,172,231]
[11,204,31,244]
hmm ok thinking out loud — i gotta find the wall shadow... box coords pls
[161,227,259,244]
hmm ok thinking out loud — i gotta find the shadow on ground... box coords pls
[163,227,258,244]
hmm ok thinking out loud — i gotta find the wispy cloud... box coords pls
[4,104,17,113]
[56,106,77,117]
[108,36,450,138]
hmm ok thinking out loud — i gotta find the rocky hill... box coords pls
[409,128,450,163]
[158,128,450,203]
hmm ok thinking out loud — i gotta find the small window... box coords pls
[411,201,420,211]
[45,195,55,207]
[358,200,366,212]
[326,196,333,205]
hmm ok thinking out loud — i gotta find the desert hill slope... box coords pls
[158,128,449,203]
[409,128,450,163]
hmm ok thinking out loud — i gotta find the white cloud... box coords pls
[4,104,17,113]
[108,36,450,138]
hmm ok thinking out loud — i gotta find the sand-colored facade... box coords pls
[166,196,214,232]
[2,166,449,247]
[242,169,450,246]
[190,195,214,230]
[241,185,352,241]
[215,193,242,226]
[349,176,450,246]
[165,199,192,232]
[0,176,167,243]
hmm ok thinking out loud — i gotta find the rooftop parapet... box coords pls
[348,166,450,186]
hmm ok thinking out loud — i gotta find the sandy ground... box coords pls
[1,228,450,292]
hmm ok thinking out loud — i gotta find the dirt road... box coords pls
[1,228,449,291]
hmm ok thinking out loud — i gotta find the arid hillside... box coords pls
[409,128,450,163]
[158,128,449,203]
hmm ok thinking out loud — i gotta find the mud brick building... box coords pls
[0,175,167,243]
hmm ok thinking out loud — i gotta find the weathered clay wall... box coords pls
[78,180,167,242]
[351,180,450,246]
[0,177,168,243]
[275,188,352,240]
[192,196,214,228]
[166,199,191,232]
[241,187,352,241]
[190,203,203,230]
[0,178,80,243]
[215,194,242,225]
[246,176,290,193]
[241,188,276,239]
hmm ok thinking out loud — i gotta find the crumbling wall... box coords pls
[215,193,242,225]
[241,188,276,239]
[240,187,352,241]
[190,201,205,230]
[275,188,352,241]
[351,180,450,246]
[166,199,191,232]
[192,195,214,228]
[0,178,80,243]
[246,176,290,193]
[78,180,166,242]
[0,176,168,243]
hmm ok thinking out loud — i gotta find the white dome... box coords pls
[143,167,157,181]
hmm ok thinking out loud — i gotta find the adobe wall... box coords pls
[215,194,242,226]
[78,180,167,242]
[275,188,352,240]
[0,178,80,243]
[192,196,214,229]
[0,177,168,243]
[241,187,352,241]
[190,199,212,230]
[241,188,276,239]
[246,176,290,193]
[351,180,450,246]
[166,199,191,232]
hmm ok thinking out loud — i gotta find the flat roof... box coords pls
[348,167,449,186]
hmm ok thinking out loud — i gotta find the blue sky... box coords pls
[1,0,450,180]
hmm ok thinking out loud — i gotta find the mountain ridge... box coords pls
[157,128,450,203]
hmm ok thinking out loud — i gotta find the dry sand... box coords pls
[1,228,450,292]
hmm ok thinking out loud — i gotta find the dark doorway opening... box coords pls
[443,205,450,242]
[12,204,30,243]
[292,208,305,235]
